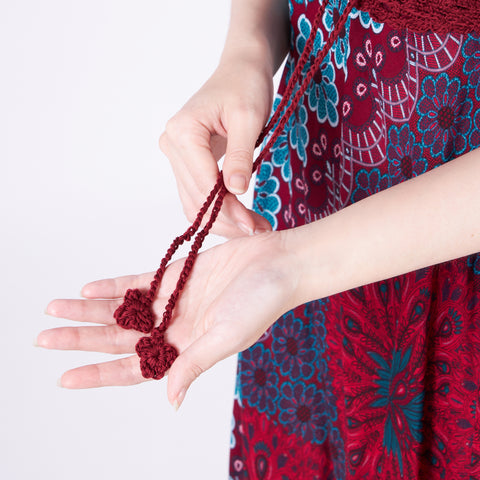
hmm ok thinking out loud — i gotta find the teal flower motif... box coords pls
[289,98,310,166]
[271,313,317,380]
[467,254,480,275]
[369,347,424,476]
[352,168,389,202]
[269,96,293,184]
[462,34,480,101]
[267,93,309,180]
[417,73,472,162]
[387,124,426,185]
[278,381,329,444]
[296,14,339,127]
[351,7,384,33]
[292,0,316,5]
[323,0,353,77]
[253,161,281,230]
[296,12,323,56]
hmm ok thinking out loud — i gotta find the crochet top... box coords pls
[359,0,480,33]
[114,0,480,380]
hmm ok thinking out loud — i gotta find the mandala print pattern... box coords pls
[231,1,480,479]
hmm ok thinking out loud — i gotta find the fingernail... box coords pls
[173,388,186,411]
[57,378,63,388]
[33,338,39,347]
[229,174,247,194]
[237,222,254,236]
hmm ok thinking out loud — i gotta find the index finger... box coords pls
[59,355,148,389]
[81,273,154,299]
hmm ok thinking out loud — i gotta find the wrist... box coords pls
[248,230,305,319]
[279,220,345,308]
[219,35,276,79]
[220,0,290,77]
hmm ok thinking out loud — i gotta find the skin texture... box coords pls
[158,59,274,238]
[159,0,290,238]
[39,232,299,408]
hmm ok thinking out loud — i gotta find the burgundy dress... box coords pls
[229,1,480,479]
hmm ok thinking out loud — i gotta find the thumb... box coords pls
[223,110,264,195]
[167,325,237,410]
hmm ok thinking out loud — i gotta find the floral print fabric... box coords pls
[229,1,480,479]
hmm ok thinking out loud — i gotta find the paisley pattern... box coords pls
[230,1,480,479]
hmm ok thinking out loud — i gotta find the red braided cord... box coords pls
[145,173,224,303]
[120,0,358,379]
[157,185,227,332]
[134,186,228,379]
[155,0,358,319]
[258,0,330,145]
[143,0,335,307]
[252,0,357,174]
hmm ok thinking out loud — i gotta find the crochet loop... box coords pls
[114,288,154,334]
[358,0,480,34]
[135,329,178,380]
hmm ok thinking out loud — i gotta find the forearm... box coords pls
[283,148,480,307]
[220,0,290,76]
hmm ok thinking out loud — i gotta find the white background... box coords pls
[1,1,284,478]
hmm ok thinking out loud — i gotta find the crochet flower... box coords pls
[271,312,317,380]
[462,34,480,101]
[278,381,329,444]
[323,0,353,77]
[387,124,426,185]
[253,161,281,230]
[352,168,389,203]
[417,73,472,162]
[239,344,279,415]
[296,14,340,126]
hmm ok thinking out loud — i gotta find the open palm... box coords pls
[37,231,296,407]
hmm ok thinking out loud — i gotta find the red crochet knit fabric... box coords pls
[359,0,480,33]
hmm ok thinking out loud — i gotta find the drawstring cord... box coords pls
[114,0,358,380]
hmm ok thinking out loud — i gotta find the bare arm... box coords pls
[284,147,480,307]
[221,0,290,77]
[158,0,291,238]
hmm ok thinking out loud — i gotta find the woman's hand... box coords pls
[37,231,298,409]
[159,57,275,238]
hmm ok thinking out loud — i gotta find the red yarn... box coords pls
[115,0,360,380]
[135,329,177,380]
[114,288,154,333]
[358,0,480,34]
